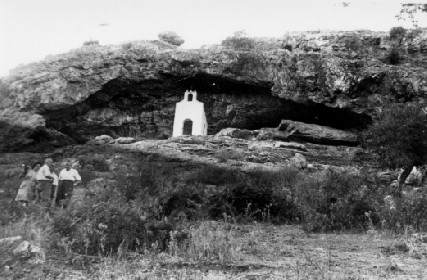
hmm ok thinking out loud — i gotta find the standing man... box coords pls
[35,158,54,204]
[55,161,81,207]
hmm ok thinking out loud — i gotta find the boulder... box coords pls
[13,241,31,257]
[91,135,114,145]
[0,236,22,245]
[171,135,206,145]
[289,153,308,169]
[399,166,423,186]
[277,120,358,146]
[216,128,259,140]
[117,137,136,144]
[257,128,288,141]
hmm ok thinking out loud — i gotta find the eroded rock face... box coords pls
[277,120,358,146]
[217,123,357,146]
[0,30,426,150]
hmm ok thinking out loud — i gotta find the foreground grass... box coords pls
[4,220,424,280]
[80,223,426,280]
[1,199,426,279]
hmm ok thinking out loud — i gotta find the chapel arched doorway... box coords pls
[183,119,193,135]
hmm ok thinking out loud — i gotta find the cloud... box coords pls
[98,23,110,27]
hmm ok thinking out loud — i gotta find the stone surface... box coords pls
[116,137,136,144]
[0,30,426,149]
[216,128,259,140]
[277,120,358,145]
[91,135,114,145]
[274,141,307,151]
[289,153,308,169]
[0,236,22,245]
[13,241,31,257]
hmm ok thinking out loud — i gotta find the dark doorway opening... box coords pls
[183,119,193,135]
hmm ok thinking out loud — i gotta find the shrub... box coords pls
[379,188,427,232]
[187,165,243,186]
[362,103,427,191]
[222,31,255,50]
[228,52,266,76]
[121,42,132,50]
[296,170,379,232]
[51,182,174,256]
[343,36,363,52]
[83,40,99,46]
[389,27,407,41]
[386,47,402,65]
[78,155,109,172]
[158,31,184,46]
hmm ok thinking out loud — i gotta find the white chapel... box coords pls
[172,90,208,137]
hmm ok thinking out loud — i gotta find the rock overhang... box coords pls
[0,30,426,150]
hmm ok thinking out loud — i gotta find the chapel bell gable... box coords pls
[172,90,208,137]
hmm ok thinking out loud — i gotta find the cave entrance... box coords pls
[182,119,193,135]
[42,74,372,143]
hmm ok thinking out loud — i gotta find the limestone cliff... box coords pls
[0,29,426,151]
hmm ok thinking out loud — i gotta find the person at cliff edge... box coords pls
[54,161,81,207]
[35,158,54,203]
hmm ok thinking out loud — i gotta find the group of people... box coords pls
[15,158,81,207]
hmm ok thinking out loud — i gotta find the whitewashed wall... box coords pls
[172,90,208,137]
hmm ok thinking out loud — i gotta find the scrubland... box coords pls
[1,145,426,279]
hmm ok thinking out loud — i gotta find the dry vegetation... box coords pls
[1,147,427,279]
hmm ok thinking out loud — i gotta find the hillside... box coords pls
[0,29,426,152]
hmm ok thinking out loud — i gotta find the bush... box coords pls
[83,40,99,46]
[362,103,427,190]
[389,27,406,41]
[296,170,379,232]
[227,52,266,76]
[187,165,243,186]
[51,182,174,256]
[158,31,184,46]
[222,31,256,50]
[121,42,132,50]
[379,188,427,232]
[386,47,402,65]
[78,155,109,172]
[188,167,302,223]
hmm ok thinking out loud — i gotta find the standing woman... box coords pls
[15,162,41,206]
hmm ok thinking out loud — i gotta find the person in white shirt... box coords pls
[54,161,81,207]
[35,158,54,203]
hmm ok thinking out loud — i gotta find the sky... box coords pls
[0,0,426,77]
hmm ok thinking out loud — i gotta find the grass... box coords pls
[85,223,427,279]
[1,147,427,279]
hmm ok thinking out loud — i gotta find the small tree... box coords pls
[389,27,406,42]
[158,31,184,46]
[221,30,255,50]
[362,103,427,193]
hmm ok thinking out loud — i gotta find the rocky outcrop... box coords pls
[216,128,259,140]
[0,30,426,149]
[116,137,136,144]
[217,121,357,146]
[276,120,358,145]
[0,122,75,152]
